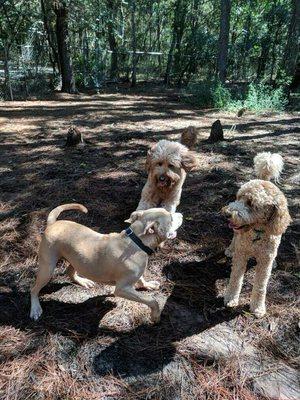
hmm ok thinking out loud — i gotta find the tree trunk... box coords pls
[164,32,176,84]
[217,0,231,82]
[106,0,118,80]
[283,0,300,84]
[256,38,269,80]
[291,61,300,89]
[54,1,76,93]
[131,0,137,87]
[164,0,184,84]
[3,44,13,101]
[40,0,59,73]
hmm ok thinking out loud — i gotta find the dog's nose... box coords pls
[224,210,232,218]
[159,175,166,182]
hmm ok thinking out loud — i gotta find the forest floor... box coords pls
[0,85,299,399]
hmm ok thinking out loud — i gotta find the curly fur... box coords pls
[222,153,291,317]
[137,140,198,213]
[254,152,283,182]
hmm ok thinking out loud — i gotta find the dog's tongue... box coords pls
[158,181,167,187]
[167,231,177,239]
[228,222,240,230]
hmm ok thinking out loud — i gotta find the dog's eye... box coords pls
[168,164,174,169]
[158,162,163,166]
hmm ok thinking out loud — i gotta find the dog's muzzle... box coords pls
[157,174,171,187]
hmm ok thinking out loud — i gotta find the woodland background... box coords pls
[0,0,299,108]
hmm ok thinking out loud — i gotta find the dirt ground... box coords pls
[0,86,299,399]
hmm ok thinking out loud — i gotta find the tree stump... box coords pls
[65,126,84,147]
[237,107,247,117]
[209,120,224,142]
[181,126,198,150]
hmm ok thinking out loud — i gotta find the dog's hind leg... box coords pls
[250,257,274,318]
[115,278,160,323]
[30,251,58,321]
[66,265,95,289]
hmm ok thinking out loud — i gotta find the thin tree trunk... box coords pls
[217,0,231,82]
[106,0,118,80]
[164,32,176,84]
[256,38,269,80]
[164,0,183,84]
[3,44,13,101]
[40,0,59,73]
[54,1,76,93]
[131,0,137,87]
[283,0,300,83]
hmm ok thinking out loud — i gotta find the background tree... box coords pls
[0,0,299,100]
[217,0,231,82]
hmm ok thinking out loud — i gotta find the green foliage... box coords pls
[184,81,288,112]
[183,81,231,108]
[226,83,288,112]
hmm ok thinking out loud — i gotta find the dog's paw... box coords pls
[224,296,239,308]
[250,304,266,318]
[143,280,160,291]
[76,276,96,289]
[150,300,161,324]
[30,303,43,321]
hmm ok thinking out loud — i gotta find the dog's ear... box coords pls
[143,221,157,235]
[181,151,198,172]
[145,148,153,171]
[267,198,291,235]
[125,211,143,224]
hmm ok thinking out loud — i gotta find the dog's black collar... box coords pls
[125,227,154,256]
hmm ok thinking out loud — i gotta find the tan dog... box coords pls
[137,140,198,213]
[222,153,291,317]
[30,204,183,323]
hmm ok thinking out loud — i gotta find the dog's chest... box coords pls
[234,230,280,256]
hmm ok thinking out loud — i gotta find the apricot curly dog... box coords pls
[137,140,198,213]
[222,152,291,317]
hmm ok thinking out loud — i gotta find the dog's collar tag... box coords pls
[253,229,264,242]
[125,227,154,256]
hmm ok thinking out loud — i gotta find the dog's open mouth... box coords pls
[228,221,248,231]
[157,175,172,188]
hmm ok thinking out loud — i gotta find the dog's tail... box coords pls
[47,203,88,226]
[254,152,283,182]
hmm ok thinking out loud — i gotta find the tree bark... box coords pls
[106,0,118,80]
[40,0,59,73]
[164,0,184,84]
[3,44,13,101]
[217,0,231,82]
[283,0,300,84]
[131,0,137,87]
[54,1,76,93]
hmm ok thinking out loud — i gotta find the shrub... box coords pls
[183,81,288,112]
[182,80,231,108]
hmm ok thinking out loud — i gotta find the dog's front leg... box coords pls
[250,257,274,318]
[135,276,160,290]
[224,253,248,308]
[115,282,160,323]
[225,234,236,258]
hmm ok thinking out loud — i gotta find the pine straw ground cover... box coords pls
[0,87,299,399]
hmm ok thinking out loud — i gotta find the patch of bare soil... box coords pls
[0,87,299,399]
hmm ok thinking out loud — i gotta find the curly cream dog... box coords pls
[222,152,291,317]
[137,140,198,213]
[30,204,183,323]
